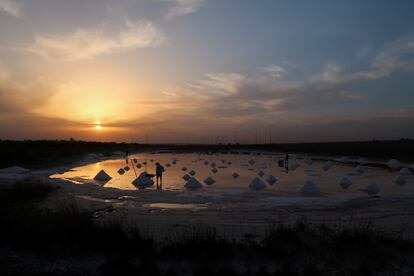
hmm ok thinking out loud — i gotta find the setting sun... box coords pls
[94,122,103,131]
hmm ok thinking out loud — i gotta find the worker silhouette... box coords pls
[285,153,289,173]
[155,162,165,189]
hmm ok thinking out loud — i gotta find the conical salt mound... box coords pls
[322,161,332,171]
[359,182,380,195]
[189,170,196,176]
[354,165,365,174]
[248,159,255,165]
[204,176,216,185]
[211,168,218,174]
[394,175,407,186]
[266,175,278,185]
[257,170,265,177]
[304,159,313,166]
[248,177,266,190]
[94,170,112,182]
[124,166,130,171]
[387,159,401,170]
[182,174,191,181]
[166,163,171,167]
[299,181,320,194]
[185,177,203,189]
[289,162,300,171]
[118,168,125,175]
[338,177,352,189]
[210,162,217,167]
[132,172,154,188]
[181,167,188,171]
[136,164,142,169]
[399,168,413,176]
[232,172,239,178]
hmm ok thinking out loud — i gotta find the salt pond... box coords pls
[50,152,414,199]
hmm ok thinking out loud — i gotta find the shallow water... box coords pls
[51,152,414,198]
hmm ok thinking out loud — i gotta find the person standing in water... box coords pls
[155,162,165,189]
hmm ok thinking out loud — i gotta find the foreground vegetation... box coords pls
[1,181,413,275]
[1,139,414,169]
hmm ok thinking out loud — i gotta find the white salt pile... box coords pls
[185,177,203,189]
[118,168,125,175]
[211,168,218,174]
[358,158,368,165]
[211,162,217,167]
[136,164,142,169]
[289,162,300,171]
[182,174,191,181]
[257,170,265,177]
[204,176,216,185]
[189,170,196,176]
[354,165,365,174]
[132,172,154,188]
[93,170,112,182]
[359,181,380,195]
[394,175,407,186]
[248,177,266,190]
[181,167,188,172]
[338,177,352,189]
[266,175,278,185]
[386,159,401,170]
[304,159,313,166]
[322,161,332,171]
[0,166,30,174]
[299,181,320,194]
[232,172,240,178]
[124,166,130,171]
[399,168,413,176]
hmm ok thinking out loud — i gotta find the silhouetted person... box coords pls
[125,150,129,164]
[155,162,165,189]
[285,153,289,173]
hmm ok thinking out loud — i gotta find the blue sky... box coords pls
[0,0,414,143]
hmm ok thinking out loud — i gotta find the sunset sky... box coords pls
[1,0,414,143]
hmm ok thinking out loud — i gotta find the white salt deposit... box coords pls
[248,177,266,190]
[0,166,30,174]
[182,174,191,181]
[93,170,112,182]
[204,176,216,185]
[257,170,265,177]
[211,162,217,167]
[189,170,196,176]
[358,158,368,165]
[338,177,352,189]
[232,172,239,178]
[299,181,320,194]
[118,168,125,175]
[181,167,188,172]
[136,164,142,169]
[132,172,154,188]
[387,159,401,170]
[304,159,313,166]
[354,165,365,174]
[322,161,333,171]
[394,175,407,186]
[211,168,218,174]
[124,166,130,171]
[399,168,413,176]
[289,162,300,171]
[359,181,380,195]
[185,177,203,189]
[266,175,278,185]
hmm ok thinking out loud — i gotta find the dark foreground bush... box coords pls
[0,181,413,276]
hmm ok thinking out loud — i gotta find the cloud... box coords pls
[0,0,23,17]
[261,64,286,78]
[22,20,165,61]
[163,0,204,20]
